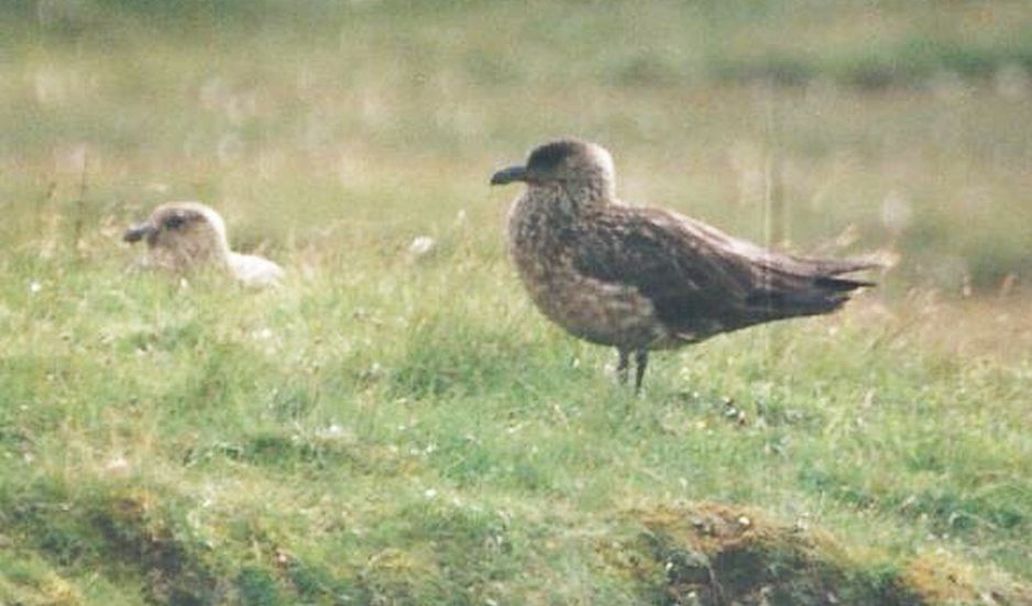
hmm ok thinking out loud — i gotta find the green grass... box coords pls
[1,1,1031,603]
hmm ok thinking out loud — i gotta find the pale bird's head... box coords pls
[491,138,616,199]
[123,201,231,271]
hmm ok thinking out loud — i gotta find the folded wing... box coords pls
[572,206,877,340]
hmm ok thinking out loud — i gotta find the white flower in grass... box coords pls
[104,456,131,476]
[408,235,436,257]
[316,424,345,439]
[29,281,42,294]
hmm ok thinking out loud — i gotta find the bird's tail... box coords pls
[745,255,880,317]
[813,274,875,291]
[798,254,886,278]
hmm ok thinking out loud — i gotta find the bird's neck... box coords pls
[201,224,233,261]
[573,177,615,206]
[527,180,611,219]
[155,229,232,272]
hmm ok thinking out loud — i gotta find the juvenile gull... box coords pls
[491,139,877,392]
[123,201,284,288]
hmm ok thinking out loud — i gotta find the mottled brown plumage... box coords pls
[491,139,877,392]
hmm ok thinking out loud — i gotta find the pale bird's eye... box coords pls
[165,215,186,230]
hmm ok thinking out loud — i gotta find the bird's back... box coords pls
[228,252,284,288]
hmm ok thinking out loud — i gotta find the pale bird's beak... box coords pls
[123,222,155,243]
[490,165,527,186]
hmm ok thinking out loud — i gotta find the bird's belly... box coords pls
[515,260,665,349]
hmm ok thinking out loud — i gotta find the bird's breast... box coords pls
[506,197,666,349]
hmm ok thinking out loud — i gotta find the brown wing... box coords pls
[572,206,875,339]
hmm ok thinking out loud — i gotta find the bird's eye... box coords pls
[165,215,186,230]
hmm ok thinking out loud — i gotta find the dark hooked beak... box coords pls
[490,165,527,186]
[123,222,155,243]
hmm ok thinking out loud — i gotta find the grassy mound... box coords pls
[4,482,1029,605]
[610,503,1031,605]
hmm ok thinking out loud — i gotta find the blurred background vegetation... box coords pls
[1,0,1030,294]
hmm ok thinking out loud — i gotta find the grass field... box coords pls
[1,1,1031,604]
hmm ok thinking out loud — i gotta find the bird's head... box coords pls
[491,138,616,199]
[124,201,231,269]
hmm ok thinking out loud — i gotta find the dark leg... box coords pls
[616,349,630,385]
[634,350,649,394]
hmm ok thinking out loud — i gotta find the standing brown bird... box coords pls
[491,139,877,392]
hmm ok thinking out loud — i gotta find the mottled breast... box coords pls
[506,194,667,349]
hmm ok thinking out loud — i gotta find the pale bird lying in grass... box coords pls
[123,201,284,288]
[492,138,879,393]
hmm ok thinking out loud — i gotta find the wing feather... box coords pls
[572,206,874,338]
